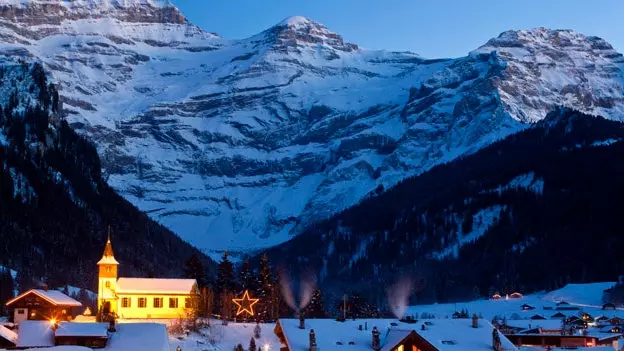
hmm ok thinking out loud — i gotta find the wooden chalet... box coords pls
[510,292,523,299]
[504,334,598,348]
[579,312,593,321]
[550,312,566,319]
[603,302,616,310]
[5,289,82,324]
[520,304,535,311]
[530,314,547,320]
[609,317,623,325]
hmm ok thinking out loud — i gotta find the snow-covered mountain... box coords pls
[0,0,622,258]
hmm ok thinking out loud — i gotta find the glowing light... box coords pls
[49,318,57,326]
[232,290,259,317]
[263,344,271,351]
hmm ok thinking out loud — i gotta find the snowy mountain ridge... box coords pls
[0,2,621,258]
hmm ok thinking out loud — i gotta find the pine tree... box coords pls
[0,269,14,314]
[238,260,256,293]
[249,336,256,351]
[183,253,206,288]
[217,252,235,294]
[256,253,274,320]
[235,344,244,351]
[304,289,325,318]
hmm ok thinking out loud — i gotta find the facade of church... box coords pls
[97,236,198,319]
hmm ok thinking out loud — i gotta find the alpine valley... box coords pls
[0,0,623,296]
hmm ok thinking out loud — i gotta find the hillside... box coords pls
[264,108,624,304]
[0,1,621,257]
[0,59,212,291]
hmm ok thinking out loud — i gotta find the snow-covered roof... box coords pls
[278,318,413,351]
[17,320,55,347]
[6,289,82,307]
[104,323,169,351]
[55,322,109,338]
[116,278,197,294]
[415,319,518,351]
[504,319,563,331]
[380,329,413,351]
[0,324,17,344]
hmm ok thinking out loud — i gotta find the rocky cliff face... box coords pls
[0,1,621,258]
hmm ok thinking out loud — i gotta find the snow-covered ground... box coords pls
[406,282,618,320]
[168,322,280,351]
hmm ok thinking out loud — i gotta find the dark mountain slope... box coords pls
[264,108,624,305]
[0,61,213,291]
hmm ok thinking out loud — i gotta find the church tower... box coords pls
[97,228,119,315]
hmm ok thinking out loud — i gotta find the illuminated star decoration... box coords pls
[233,290,259,317]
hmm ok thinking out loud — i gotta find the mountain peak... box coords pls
[0,0,186,24]
[277,15,314,28]
[257,15,358,53]
[476,27,618,54]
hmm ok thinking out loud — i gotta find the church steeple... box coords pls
[98,226,119,316]
[98,226,119,266]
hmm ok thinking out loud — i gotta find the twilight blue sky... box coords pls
[172,0,622,59]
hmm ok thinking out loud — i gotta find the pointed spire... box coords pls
[98,226,119,265]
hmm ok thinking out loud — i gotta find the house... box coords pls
[550,312,566,319]
[492,293,502,300]
[609,317,623,325]
[97,234,199,319]
[274,317,518,351]
[580,312,593,321]
[504,333,598,348]
[501,319,563,335]
[0,325,17,348]
[595,315,610,323]
[599,325,623,334]
[520,304,535,311]
[510,292,523,299]
[5,289,82,324]
[530,314,547,320]
[55,321,109,348]
[603,302,617,310]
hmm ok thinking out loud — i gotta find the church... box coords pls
[97,234,199,319]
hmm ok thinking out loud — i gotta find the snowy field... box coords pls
[405,282,619,320]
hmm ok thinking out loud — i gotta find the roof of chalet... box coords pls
[55,322,109,338]
[277,318,518,351]
[105,323,169,351]
[415,319,518,351]
[0,325,17,344]
[115,278,197,294]
[6,289,82,307]
[278,318,406,351]
[503,319,563,331]
[17,321,54,348]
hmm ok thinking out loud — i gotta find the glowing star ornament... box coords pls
[233,290,259,317]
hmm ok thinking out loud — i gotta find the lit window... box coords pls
[121,297,131,308]
[185,298,191,308]
[17,309,25,315]
[105,281,110,288]
[397,345,404,351]
[154,297,163,308]
[169,298,178,308]
[138,297,147,308]
[106,266,111,273]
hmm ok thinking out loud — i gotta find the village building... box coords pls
[275,316,517,351]
[5,289,82,324]
[97,234,199,319]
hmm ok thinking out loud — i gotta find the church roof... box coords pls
[116,278,197,295]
